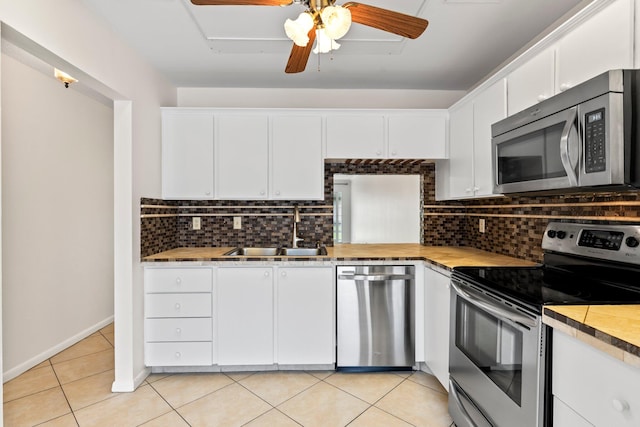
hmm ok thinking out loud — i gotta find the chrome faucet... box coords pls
[292,206,304,248]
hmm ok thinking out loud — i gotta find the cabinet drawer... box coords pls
[145,318,212,342]
[145,342,213,366]
[553,331,640,426]
[145,268,212,293]
[145,293,212,318]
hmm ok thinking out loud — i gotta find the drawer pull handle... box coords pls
[175,328,182,334]
[612,399,629,412]
[175,352,181,359]
[175,303,181,310]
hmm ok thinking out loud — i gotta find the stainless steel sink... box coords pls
[223,247,280,256]
[222,246,328,256]
[279,247,328,256]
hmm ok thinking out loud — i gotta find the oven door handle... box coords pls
[449,379,480,427]
[451,279,537,328]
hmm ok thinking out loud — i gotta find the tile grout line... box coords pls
[48,355,81,427]
[144,381,193,427]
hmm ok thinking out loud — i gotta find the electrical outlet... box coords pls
[233,216,242,230]
[192,217,201,230]
[479,218,486,233]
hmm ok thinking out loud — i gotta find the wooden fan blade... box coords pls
[191,0,291,6]
[285,27,317,73]
[343,2,428,39]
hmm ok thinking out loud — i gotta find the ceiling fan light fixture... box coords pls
[313,27,340,54]
[320,5,351,40]
[284,12,314,47]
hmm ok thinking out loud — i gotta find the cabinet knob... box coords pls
[375,150,382,156]
[175,352,181,359]
[281,271,287,277]
[175,328,182,335]
[537,94,548,102]
[465,188,472,193]
[275,190,281,196]
[205,191,211,196]
[473,187,480,192]
[175,303,181,310]
[175,277,182,285]
[264,271,270,277]
[260,190,265,195]
[612,399,629,412]
[559,83,572,92]
[391,150,397,156]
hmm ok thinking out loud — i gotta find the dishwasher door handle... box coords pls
[338,274,414,281]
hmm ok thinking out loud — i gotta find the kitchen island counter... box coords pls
[142,244,537,269]
[543,305,640,368]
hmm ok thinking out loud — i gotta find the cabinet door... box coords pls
[388,114,447,159]
[553,397,594,427]
[162,110,214,199]
[473,79,506,197]
[217,268,274,366]
[325,115,385,158]
[271,116,324,200]
[556,0,633,92]
[447,102,475,198]
[276,267,334,365]
[215,115,269,199]
[507,47,555,115]
[423,267,450,389]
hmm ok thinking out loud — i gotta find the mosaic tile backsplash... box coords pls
[141,160,640,262]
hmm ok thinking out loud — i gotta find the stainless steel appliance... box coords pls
[337,265,415,370]
[492,69,640,194]
[449,221,640,427]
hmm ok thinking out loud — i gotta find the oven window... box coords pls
[455,298,524,405]
[497,123,566,184]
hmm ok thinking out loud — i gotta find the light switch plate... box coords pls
[233,216,242,229]
[192,217,201,230]
[479,218,486,233]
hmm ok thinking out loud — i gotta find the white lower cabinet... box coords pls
[144,267,214,367]
[217,267,274,366]
[553,330,640,426]
[276,267,334,365]
[423,266,450,388]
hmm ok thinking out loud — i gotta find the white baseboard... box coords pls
[111,366,150,393]
[3,315,114,383]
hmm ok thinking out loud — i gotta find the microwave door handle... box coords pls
[560,106,579,186]
[451,280,537,328]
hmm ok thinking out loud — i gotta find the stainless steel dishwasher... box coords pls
[337,265,415,370]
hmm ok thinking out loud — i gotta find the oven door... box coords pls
[449,277,545,427]
[492,105,580,194]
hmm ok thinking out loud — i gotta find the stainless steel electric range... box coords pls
[448,221,640,427]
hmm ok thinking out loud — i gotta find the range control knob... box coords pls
[556,231,567,239]
[547,230,557,238]
[626,236,640,248]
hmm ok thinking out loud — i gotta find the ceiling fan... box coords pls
[190,0,429,73]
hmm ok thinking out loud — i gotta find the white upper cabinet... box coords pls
[507,47,556,115]
[388,114,447,159]
[271,116,324,200]
[162,110,214,199]
[556,0,634,93]
[325,112,448,159]
[446,79,506,199]
[325,115,385,159]
[215,115,269,199]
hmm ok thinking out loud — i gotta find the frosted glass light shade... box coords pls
[284,12,315,47]
[313,28,341,54]
[320,5,351,40]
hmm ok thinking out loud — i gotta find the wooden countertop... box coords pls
[543,305,640,368]
[142,244,537,270]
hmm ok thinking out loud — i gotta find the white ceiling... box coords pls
[81,0,589,90]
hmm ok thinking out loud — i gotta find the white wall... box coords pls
[178,87,465,109]
[0,0,177,392]
[1,53,114,378]
[346,175,421,244]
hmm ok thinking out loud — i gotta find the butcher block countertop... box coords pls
[142,244,537,270]
[544,305,640,368]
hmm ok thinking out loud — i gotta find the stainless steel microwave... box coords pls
[492,69,640,194]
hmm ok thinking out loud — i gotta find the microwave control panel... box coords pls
[584,108,606,173]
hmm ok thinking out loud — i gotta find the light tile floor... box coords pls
[3,324,454,426]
